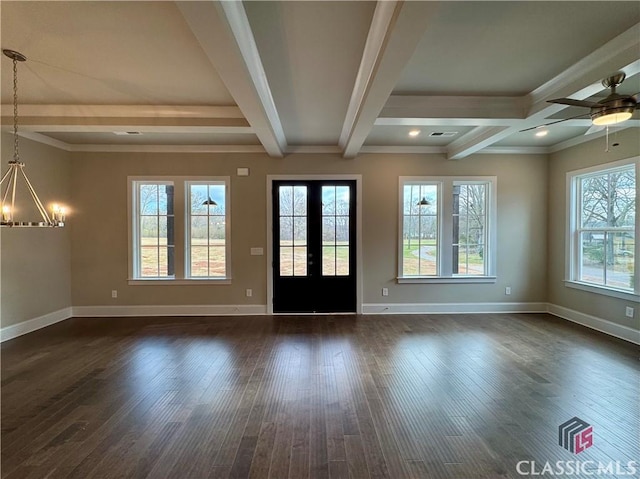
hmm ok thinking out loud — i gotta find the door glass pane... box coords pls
[294,217,307,246]
[322,185,350,277]
[294,186,307,215]
[280,248,293,276]
[336,246,349,276]
[279,185,308,277]
[280,216,293,246]
[323,246,336,276]
[293,247,307,276]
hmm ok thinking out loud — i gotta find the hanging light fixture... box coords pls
[417,197,430,206]
[1,49,66,227]
[202,197,217,206]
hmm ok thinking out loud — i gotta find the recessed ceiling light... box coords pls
[408,129,421,137]
[535,130,548,137]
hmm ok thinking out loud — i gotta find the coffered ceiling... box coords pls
[1,1,639,159]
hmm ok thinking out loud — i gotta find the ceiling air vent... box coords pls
[429,131,458,137]
[113,131,142,136]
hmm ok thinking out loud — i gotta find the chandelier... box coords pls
[1,49,66,227]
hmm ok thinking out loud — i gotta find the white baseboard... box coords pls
[1,307,73,342]
[72,304,268,317]
[547,303,640,345]
[362,302,548,315]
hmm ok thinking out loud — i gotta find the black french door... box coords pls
[272,180,356,313]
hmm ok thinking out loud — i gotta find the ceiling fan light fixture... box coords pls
[591,108,634,126]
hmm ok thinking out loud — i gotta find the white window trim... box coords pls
[397,176,497,283]
[128,176,231,284]
[565,156,639,299]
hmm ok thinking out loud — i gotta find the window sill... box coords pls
[564,280,639,303]
[128,278,232,286]
[397,276,496,284]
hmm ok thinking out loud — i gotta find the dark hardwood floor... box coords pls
[1,313,638,478]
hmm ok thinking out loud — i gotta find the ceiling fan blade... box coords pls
[584,125,604,135]
[547,98,600,108]
[519,112,591,132]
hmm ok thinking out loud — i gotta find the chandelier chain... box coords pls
[12,57,19,162]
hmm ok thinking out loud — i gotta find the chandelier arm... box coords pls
[0,168,12,186]
[19,167,53,224]
[1,169,16,219]
[10,167,19,219]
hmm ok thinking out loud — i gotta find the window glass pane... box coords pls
[191,246,209,277]
[280,248,293,276]
[191,216,207,245]
[581,168,635,228]
[140,184,158,215]
[190,184,208,214]
[141,247,159,277]
[210,246,226,276]
[336,246,349,276]
[580,232,604,285]
[323,246,336,276]
[158,185,170,215]
[606,231,634,290]
[210,216,225,243]
[454,183,487,276]
[419,255,436,276]
[141,216,159,246]
[336,186,350,213]
[293,246,307,276]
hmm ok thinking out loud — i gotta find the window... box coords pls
[129,177,230,283]
[399,177,496,282]
[568,158,638,297]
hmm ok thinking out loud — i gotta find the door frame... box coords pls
[266,174,363,315]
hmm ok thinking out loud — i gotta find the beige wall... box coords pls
[69,150,548,308]
[548,128,640,330]
[0,134,72,328]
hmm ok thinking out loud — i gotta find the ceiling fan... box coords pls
[521,72,639,132]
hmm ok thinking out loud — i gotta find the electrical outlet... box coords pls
[505,286,511,295]
[111,290,118,299]
[625,306,634,318]
[246,289,252,297]
[382,288,389,297]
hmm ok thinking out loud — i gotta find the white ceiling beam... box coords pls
[1,104,244,119]
[177,0,286,157]
[446,126,511,160]
[3,125,253,135]
[341,1,438,158]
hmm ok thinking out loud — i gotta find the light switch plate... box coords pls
[250,247,264,256]
[237,167,249,177]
